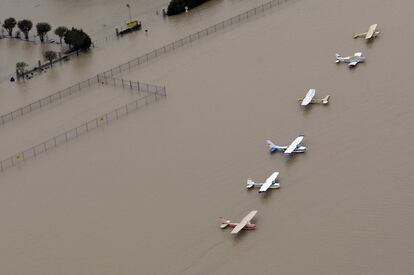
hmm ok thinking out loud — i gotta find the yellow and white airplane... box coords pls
[353,24,380,40]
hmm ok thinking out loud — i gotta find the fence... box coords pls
[98,0,291,78]
[1,0,287,126]
[101,76,166,96]
[0,0,288,171]
[0,75,165,126]
[0,89,165,172]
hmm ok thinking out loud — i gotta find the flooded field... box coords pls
[0,0,414,274]
[0,83,146,158]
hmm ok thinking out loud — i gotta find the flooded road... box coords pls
[0,0,414,274]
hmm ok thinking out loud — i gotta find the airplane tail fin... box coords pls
[266,140,278,154]
[219,217,230,228]
[322,95,330,104]
[246,179,255,189]
[335,53,341,63]
[353,32,366,39]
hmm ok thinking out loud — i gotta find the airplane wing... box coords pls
[348,61,358,66]
[231,210,258,234]
[259,172,279,192]
[301,89,316,106]
[366,24,377,39]
[354,52,362,57]
[284,135,304,155]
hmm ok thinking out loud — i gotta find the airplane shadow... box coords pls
[284,154,299,167]
[231,223,259,243]
[258,188,277,202]
[301,105,313,117]
[366,38,377,49]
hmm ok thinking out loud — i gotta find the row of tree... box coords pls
[1,17,91,50]
[2,17,59,42]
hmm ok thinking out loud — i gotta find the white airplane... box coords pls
[335,52,366,67]
[266,135,306,155]
[247,172,280,193]
[353,24,380,40]
[298,89,330,106]
[220,210,258,234]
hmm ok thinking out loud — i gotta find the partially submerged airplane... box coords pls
[298,89,330,106]
[353,24,380,40]
[335,52,365,67]
[266,135,306,156]
[247,172,280,193]
[220,210,258,234]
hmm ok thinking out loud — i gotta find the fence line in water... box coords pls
[0,0,288,171]
[0,75,165,126]
[1,0,287,126]
[99,0,290,78]
[0,85,166,172]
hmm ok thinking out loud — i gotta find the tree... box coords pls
[54,26,68,44]
[44,51,57,67]
[16,61,28,77]
[3,17,17,37]
[36,22,51,42]
[17,19,33,40]
[167,0,210,15]
[64,28,92,54]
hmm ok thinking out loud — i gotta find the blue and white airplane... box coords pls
[266,135,307,156]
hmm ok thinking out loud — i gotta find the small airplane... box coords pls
[335,52,365,67]
[353,24,380,40]
[247,172,280,193]
[298,89,330,106]
[220,210,258,234]
[266,135,306,155]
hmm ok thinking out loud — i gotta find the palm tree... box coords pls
[17,19,33,40]
[44,51,57,67]
[3,17,17,37]
[36,22,51,42]
[54,26,68,44]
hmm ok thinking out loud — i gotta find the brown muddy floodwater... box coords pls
[0,0,414,274]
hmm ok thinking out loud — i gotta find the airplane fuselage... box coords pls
[270,145,307,154]
[221,221,256,230]
[336,54,365,66]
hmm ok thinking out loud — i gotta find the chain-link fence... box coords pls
[0,75,165,126]
[0,0,288,172]
[0,88,165,172]
[1,0,286,126]
[99,0,291,78]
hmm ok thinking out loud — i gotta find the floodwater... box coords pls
[1,0,414,274]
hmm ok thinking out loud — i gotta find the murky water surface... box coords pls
[0,0,413,274]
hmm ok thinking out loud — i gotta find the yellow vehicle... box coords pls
[116,20,142,36]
